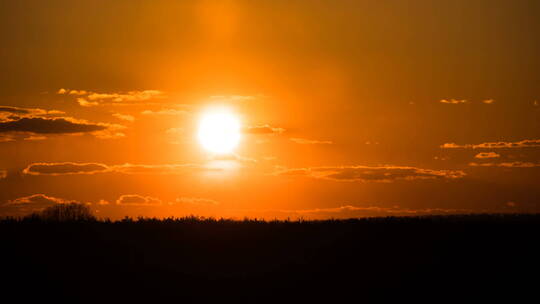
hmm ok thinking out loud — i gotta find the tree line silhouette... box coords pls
[0,204,537,302]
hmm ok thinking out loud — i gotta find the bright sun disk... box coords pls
[198,110,241,154]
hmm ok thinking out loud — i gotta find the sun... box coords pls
[198,110,241,154]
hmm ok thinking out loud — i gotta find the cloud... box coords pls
[482,99,495,104]
[0,106,65,121]
[441,139,540,149]
[57,88,88,95]
[290,138,333,145]
[208,153,257,163]
[96,200,110,206]
[93,195,219,209]
[242,205,477,219]
[0,113,126,140]
[440,143,463,149]
[3,194,78,214]
[175,197,220,206]
[469,161,540,168]
[116,194,162,206]
[244,124,285,135]
[0,170,6,179]
[440,99,467,104]
[23,135,47,141]
[68,90,88,95]
[112,113,135,122]
[76,99,99,107]
[276,165,465,182]
[23,162,217,176]
[0,117,106,134]
[474,152,500,159]
[141,109,188,116]
[60,89,166,106]
[0,194,85,216]
[6,194,74,206]
[23,162,110,176]
[0,134,16,142]
[0,106,35,115]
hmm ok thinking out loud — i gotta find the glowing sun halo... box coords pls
[198,111,241,154]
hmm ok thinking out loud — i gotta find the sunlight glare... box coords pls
[198,110,241,154]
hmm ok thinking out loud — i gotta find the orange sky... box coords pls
[1,0,539,219]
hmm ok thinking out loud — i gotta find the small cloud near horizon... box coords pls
[441,139,540,149]
[474,152,500,159]
[276,165,465,182]
[290,138,333,145]
[469,161,540,168]
[244,124,285,135]
[440,99,467,104]
[116,194,162,206]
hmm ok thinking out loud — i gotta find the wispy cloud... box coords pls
[290,138,333,145]
[174,197,220,206]
[0,117,106,134]
[469,161,540,168]
[116,194,162,206]
[209,154,257,163]
[97,195,219,207]
[244,124,285,135]
[440,99,467,104]
[2,194,79,215]
[0,106,126,141]
[6,194,75,206]
[0,106,64,122]
[241,205,477,219]
[112,113,135,122]
[23,162,218,176]
[441,139,540,149]
[23,135,47,141]
[57,89,166,107]
[67,90,88,95]
[482,99,495,104]
[23,162,110,176]
[276,165,465,182]
[474,152,500,159]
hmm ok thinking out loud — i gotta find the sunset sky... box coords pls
[1,0,539,219]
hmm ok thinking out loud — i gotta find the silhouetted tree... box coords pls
[29,203,95,221]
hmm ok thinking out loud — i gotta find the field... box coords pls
[1,214,538,302]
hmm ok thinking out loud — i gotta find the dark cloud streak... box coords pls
[0,117,106,134]
[277,165,465,182]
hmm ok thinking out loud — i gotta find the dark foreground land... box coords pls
[1,214,538,302]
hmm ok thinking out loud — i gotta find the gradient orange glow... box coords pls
[0,0,539,219]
